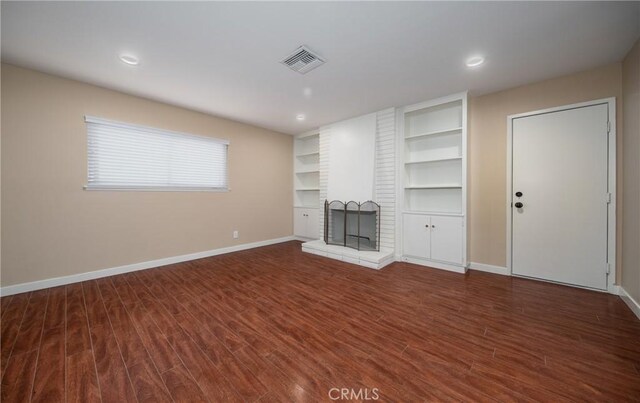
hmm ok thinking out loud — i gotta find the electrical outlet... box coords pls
[233,230,239,239]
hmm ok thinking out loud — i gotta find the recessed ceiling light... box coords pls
[296,114,306,121]
[466,56,485,68]
[119,54,139,66]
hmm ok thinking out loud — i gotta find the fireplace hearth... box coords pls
[324,200,380,251]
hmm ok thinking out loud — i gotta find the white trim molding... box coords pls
[0,236,295,297]
[318,125,331,239]
[619,287,640,320]
[468,262,510,276]
[375,107,397,252]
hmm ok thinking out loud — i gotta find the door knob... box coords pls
[514,202,524,208]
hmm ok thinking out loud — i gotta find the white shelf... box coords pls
[299,132,319,139]
[296,188,320,191]
[295,151,320,157]
[294,205,320,209]
[405,127,462,141]
[405,185,462,189]
[404,210,464,216]
[295,169,320,174]
[405,156,462,165]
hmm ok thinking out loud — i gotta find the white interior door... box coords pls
[511,103,609,290]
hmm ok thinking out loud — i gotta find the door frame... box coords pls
[506,98,617,293]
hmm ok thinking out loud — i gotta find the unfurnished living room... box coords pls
[1,1,640,402]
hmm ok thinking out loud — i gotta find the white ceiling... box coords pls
[2,2,639,134]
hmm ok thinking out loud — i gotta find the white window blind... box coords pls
[85,116,228,191]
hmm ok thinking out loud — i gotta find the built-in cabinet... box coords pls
[293,131,320,239]
[295,92,467,273]
[294,207,319,239]
[402,214,463,264]
[398,93,467,272]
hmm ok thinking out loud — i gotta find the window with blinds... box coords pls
[85,116,228,191]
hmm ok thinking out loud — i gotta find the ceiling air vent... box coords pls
[280,45,325,74]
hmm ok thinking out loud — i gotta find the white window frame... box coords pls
[84,116,229,192]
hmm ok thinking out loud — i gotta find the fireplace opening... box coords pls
[324,200,380,251]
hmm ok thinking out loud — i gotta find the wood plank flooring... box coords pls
[1,240,639,402]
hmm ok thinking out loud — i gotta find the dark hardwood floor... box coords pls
[1,241,639,402]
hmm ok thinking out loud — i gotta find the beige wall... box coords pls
[1,59,634,289]
[468,63,624,283]
[1,64,293,287]
[622,39,640,301]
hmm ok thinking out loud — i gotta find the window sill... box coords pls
[83,185,229,192]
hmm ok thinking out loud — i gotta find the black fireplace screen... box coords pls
[324,200,380,251]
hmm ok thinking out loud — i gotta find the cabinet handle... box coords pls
[425,225,430,228]
[432,225,436,228]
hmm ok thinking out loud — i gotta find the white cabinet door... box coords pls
[294,208,319,239]
[430,216,463,264]
[306,209,319,239]
[293,208,307,237]
[403,214,431,259]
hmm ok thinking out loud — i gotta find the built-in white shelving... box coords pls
[295,151,320,157]
[398,93,468,272]
[405,156,462,165]
[405,185,462,189]
[405,127,463,141]
[293,133,320,200]
[402,98,465,214]
[293,132,321,239]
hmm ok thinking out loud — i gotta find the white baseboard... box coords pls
[468,263,622,296]
[608,284,621,295]
[400,256,467,274]
[293,236,318,242]
[0,236,295,297]
[619,286,640,320]
[468,262,510,276]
